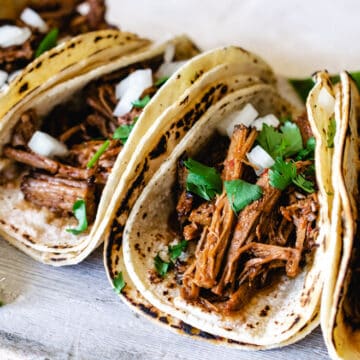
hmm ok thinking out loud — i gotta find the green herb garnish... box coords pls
[289,71,360,103]
[269,157,297,190]
[0,301,4,307]
[132,95,151,108]
[269,157,315,192]
[86,140,110,168]
[257,121,303,159]
[35,28,59,58]
[224,179,263,213]
[113,272,126,293]
[154,254,171,277]
[155,76,169,87]
[66,199,88,235]
[184,158,222,201]
[295,137,316,161]
[293,174,315,193]
[169,240,188,261]
[327,119,336,148]
[113,124,134,144]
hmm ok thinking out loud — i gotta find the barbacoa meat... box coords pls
[176,117,319,314]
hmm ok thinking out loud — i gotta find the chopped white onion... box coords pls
[217,103,259,137]
[164,43,175,63]
[7,69,22,83]
[251,114,280,131]
[318,87,335,115]
[0,25,31,47]
[28,131,68,158]
[0,70,8,88]
[155,60,187,79]
[113,69,153,117]
[20,8,48,33]
[247,145,275,175]
[77,2,91,16]
[0,84,9,93]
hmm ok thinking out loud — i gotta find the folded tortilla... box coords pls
[119,78,325,349]
[319,72,360,360]
[0,32,200,265]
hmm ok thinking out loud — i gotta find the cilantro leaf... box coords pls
[132,95,151,108]
[224,179,263,213]
[155,76,169,87]
[113,124,134,144]
[66,199,88,235]
[293,174,315,193]
[280,121,303,157]
[256,124,282,158]
[269,157,297,190]
[169,240,188,261]
[257,122,303,159]
[113,272,126,293]
[35,28,59,58]
[184,158,222,201]
[154,254,171,277]
[327,119,336,148]
[87,140,110,168]
[296,137,315,160]
[0,300,3,307]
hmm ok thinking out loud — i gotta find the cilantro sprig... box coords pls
[269,158,315,193]
[113,124,134,144]
[87,140,110,168]
[295,137,315,161]
[132,95,151,108]
[35,28,59,58]
[257,121,303,159]
[184,158,222,201]
[66,199,88,235]
[225,179,263,213]
[113,272,126,293]
[154,254,171,277]
[155,76,169,87]
[154,240,188,277]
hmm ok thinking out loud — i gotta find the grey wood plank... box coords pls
[0,238,329,360]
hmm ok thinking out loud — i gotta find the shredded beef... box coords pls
[21,171,96,221]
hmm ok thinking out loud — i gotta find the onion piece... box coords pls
[114,69,153,117]
[247,145,275,175]
[217,103,259,137]
[28,131,68,158]
[77,2,91,16]
[0,25,31,47]
[0,70,8,88]
[20,8,48,33]
[156,61,187,79]
[251,114,280,131]
[318,87,335,115]
[164,43,175,63]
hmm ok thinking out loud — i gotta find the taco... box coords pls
[319,72,360,359]
[0,32,200,265]
[119,73,333,346]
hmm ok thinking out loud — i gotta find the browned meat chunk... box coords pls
[192,126,257,289]
[21,171,96,222]
[11,110,39,147]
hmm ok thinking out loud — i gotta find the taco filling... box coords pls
[0,0,115,79]
[153,105,319,314]
[1,47,183,232]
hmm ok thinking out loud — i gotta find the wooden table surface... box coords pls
[0,239,329,360]
[2,0,359,358]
